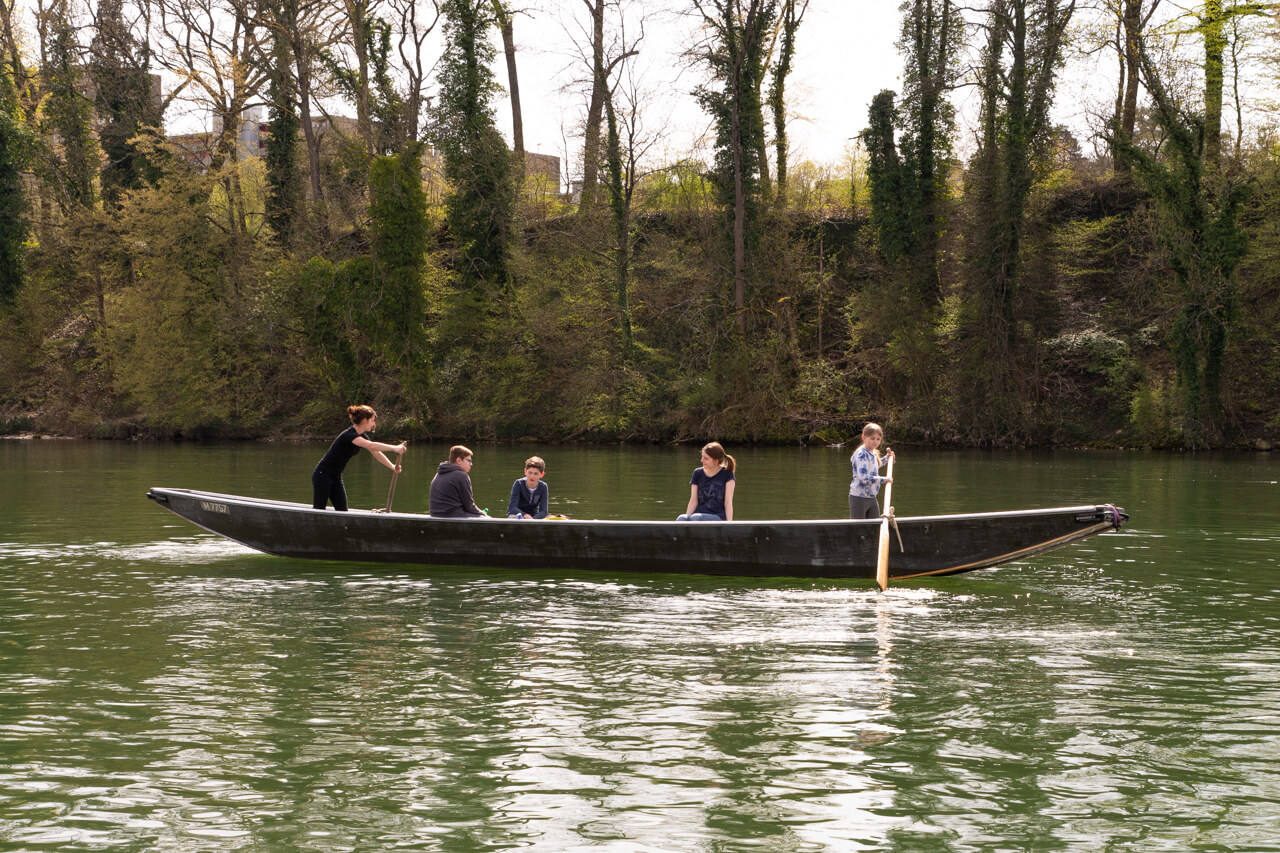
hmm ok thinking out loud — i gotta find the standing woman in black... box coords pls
[312,405,407,511]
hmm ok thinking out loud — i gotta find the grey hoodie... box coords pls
[428,462,483,517]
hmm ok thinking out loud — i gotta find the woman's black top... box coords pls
[314,426,361,476]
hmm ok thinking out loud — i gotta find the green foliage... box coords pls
[694,0,776,233]
[0,65,30,303]
[39,8,99,212]
[368,146,432,398]
[4,0,1279,449]
[636,161,716,214]
[1112,45,1249,447]
[105,164,272,432]
[277,148,436,421]
[1129,376,1180,447]
[89,0,163,205]
[863,91,911,264]
[961,0,1074,421]
[321,15,409,154]
[264,8,304,249]
[430,0,514,291]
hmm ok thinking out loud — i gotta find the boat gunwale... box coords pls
[148,487,1115,528]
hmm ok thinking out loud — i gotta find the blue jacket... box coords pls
[507,478,549,518]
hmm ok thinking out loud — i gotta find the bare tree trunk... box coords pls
[295,59,325,222]
[1120,0,1141,138]
[492,1,523,180]
[343,0,375,157]
[391,0,438,142]
[577,0,605,214]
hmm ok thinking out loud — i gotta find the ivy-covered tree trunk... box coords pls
[1202,0,1226,175]
[1113,43,1247,446]
[89,0,162,206]
[265,15,304,250]
[368,144,431,402]
[767,0,805,208]
[432,0,514,291]
[41,8,99,213]
[901,0,957,306]
[0,63,26,303]
[693,0,778,333]
[601,69,633,357]
[964,0,1073,414]
[860,0,957,403]
[863,90,909,264]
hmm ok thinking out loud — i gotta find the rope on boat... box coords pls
[884,507,904,552]
[1105,504,1124,531]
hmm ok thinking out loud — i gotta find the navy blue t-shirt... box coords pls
[690,467,735,519]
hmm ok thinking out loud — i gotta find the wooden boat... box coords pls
[147,487,1127,581]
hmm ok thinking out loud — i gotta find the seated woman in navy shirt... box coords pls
[677,442,736,521]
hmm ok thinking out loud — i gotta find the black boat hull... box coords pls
[147,488,1126,580]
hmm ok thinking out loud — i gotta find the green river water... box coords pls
[1,440,1278,852]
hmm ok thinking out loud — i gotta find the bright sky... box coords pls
[125,0,1278,184]
[491,1,905,176]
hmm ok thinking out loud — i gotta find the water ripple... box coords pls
[5,498,1280,849]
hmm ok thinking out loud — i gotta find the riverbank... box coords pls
[3,421,1275,451]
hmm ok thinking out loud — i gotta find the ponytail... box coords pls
[348,404,376,425]
[703,442,735,473]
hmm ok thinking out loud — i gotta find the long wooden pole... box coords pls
[384,449,404,513]
[875,455,895,592]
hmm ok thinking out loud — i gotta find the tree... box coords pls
[263,0,304,248]
[897,0,959,306]
[1107,0,1161,176]
[598,17,654,359]
[766,0,805,207]
[386,0,439,144]
[1112,38,1248,445]
[491,0,523,175]
[337,0,377,157]
[39,2,99,213]
[577,0,606,213]
[367,143,430,390]
[259,0,344,229]
[151,0,269,237]
[106,157,274,432]
[0,49,28,303]
[692,0,779,332]
[431,0,514,289]
[324,12,413,153]
[1186,1,1272,176]
[862,90,910,264]
[90,0,163,205]
[963,0,1075,416]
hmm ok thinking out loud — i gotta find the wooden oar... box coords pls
[384,449,404,513]
[875,455,895,592]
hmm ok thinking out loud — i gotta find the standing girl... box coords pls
[849,422,894,519]
[678,442,736,521]
[312,405,406,511]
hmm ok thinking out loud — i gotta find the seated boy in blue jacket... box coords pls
[507,456,549,519]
